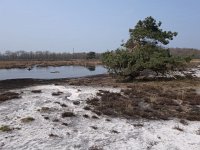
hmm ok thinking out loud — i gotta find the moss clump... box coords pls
[0,125,12,132]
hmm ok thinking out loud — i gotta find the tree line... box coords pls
[170,48,200,59]
[0,51,101,61]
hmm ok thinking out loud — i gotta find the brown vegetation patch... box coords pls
[83,106,91,110]
[21,117,35,123]
[49,133,59,137]
[90,126,98,130]
[38,107,56,113]
[73,101,80,105]
[31,90,42,93]
[133,123,144,127]
[91,115,99,119]
[180,119,189,126]
[0,92,20,103]
[83,114,90,118]
[111,130,120,134]
[60,103,67,107]
[52,91,63,96]
[62,123,68,126]
[87,81,200,121]
[52,119,60,122]
[44,116,49,120]
[89,146,103,150]
[61,112,75,118]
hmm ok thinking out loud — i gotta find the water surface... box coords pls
[0,65,107,80]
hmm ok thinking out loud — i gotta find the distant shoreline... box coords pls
[0,74,108,92]
[0,59,102,69]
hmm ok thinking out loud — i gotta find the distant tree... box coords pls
[0,51,103,61]
[86,51,96,59]
[102,16,189,79]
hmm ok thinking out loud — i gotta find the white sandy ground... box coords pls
[0,85,200,150]
[164,65,200,78]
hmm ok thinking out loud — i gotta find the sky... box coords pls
[0,0,200,52]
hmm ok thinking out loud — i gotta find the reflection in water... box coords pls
[86,66,96,71]
[0,65,107,80]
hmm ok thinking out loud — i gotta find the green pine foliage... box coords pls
[102,16,190,79]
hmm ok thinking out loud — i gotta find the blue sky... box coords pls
[0,0,200,52]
